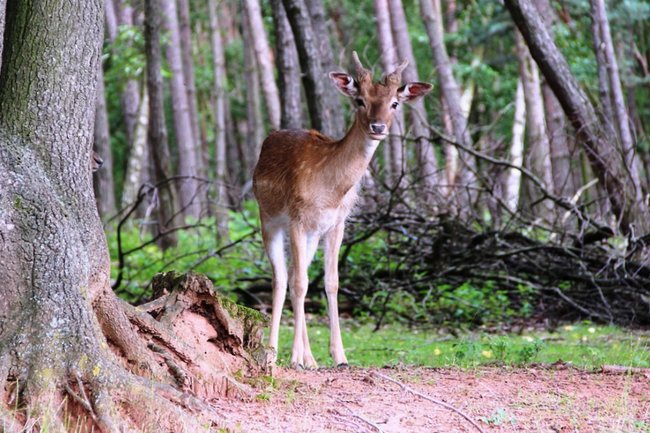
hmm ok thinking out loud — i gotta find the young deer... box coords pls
[253,52,432,368]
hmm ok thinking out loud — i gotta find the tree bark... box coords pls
[208,0,229,241]
[177,0,205,180]
[590,0,643,204]
[93,65,118,219]
[506,79,526,211]
[282,0,341,136]
[374,0,406,187]
[242,8,265,172]
[504,0,644,232]
[243,0,282,131]
[161,0,201,219]
[515,30,554,217]
[270,0,303,130]
[120,88,149,209]
[388,0,439,200]
[0,0,5,72]
[146,0,178,250]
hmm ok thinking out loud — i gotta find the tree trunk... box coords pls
[270,0,303,130]
[0,0,5,72]
[120,88,149,210]
[208,0,229,241]
[243,0,282,131]
[104,0,118,41]
[161,0,201,219]
[282,0,341,137]
[388,0,439,201]
[177,0,205,181]
[515,30,554,217]
[242,8,265,172]
[504,0,644,232]
[305,0,345,137]
[506,79,526,211]
[590,0,643,204]
[146,0,178,250]
[374,0,406,187]
[93,65,118,219]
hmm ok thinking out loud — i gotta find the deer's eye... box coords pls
[391,101,399,109]
[355,98,366,108]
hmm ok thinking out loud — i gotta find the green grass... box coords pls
[275,321,650,369]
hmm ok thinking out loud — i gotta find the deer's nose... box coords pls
[370,123,386,134]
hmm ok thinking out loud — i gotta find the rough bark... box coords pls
[305,0,345,137]
[161,0,201,219]
[93,65,118,219]
[374,0,406,186]
[504,0,643,232]
[515,30,554,217]
[243,0,282,131]
[146,0,178,250]
[282,0,340,136]
[208,0,229,241]
[0,0,5,71]
[590,0,643,204]
[270,0,303,130]
[388,0,439,199]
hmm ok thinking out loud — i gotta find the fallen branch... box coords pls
[335,399,385,433]
[371,371,486,433]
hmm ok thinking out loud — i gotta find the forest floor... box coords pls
[213,365,650,433]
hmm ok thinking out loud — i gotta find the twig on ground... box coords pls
[371,371,486,433]
[335,399,385,433]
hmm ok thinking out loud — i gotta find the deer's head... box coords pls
[329,52,433,141]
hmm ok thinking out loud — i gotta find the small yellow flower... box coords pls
[563,325,574,331]
[433,348,442,356]
[481,350,493,358]
[588,327,596,334]
[523,336,534,342]
[581,336,588,342]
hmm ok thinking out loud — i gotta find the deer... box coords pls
[253,52,432,369]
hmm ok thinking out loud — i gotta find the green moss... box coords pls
[218,295,268,327]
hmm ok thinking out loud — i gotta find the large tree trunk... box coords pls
[388,0,439,202]
[208,0,229,241]
[282,0,341,137]
[374,0,406,187]
[243,0,282,131]
[504,0,645,233]
[146,0,178,250]
[270,0,303,130]
[93,65,118,219]
[161,0,201,220]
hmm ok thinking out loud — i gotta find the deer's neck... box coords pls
[318,117,379,199]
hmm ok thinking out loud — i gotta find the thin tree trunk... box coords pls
[374,0,406,187]
[161,0,201,219]
[0,0,5,72]
[105,0,118,41]
[177,0,205,181]
[270,0,303,129]
[146,0,177,250]
[243,0,282,131]
[515,30,554,217]
[504,0,644,232]
[208,0,229,241]
[282,0,340,136]
[590,0,643,203]
[506,79,526,212]
[115,0,141,149]
[242,10,264,172]
[388,0,438,200]
[121,89,149,209]
[94,66,118,219]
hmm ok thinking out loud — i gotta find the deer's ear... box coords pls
[329,72,359,97]
[397,82,433,103]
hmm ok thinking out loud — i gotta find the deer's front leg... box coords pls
[324,221,348,366]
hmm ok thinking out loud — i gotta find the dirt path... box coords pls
[214,366,649,433]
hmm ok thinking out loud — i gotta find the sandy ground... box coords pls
[213,365,649,433]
